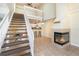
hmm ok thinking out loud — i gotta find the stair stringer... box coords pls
[24,14,34,56]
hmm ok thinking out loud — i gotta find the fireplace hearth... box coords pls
[54,32,69,46]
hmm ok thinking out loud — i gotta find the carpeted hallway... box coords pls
[34,37,79,56]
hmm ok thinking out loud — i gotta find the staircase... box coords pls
[0,13,32,56]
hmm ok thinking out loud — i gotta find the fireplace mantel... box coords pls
[53,28,70,33]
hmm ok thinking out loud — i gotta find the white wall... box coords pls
[70,12,79,47]
[41,3,56,20]
[0,4,9,22]
[7,3,15,19]
[53,3,71,29]
[69,4,79,47]
[53,3,79,47]
[0,4,9,14]
[41,3,56,38]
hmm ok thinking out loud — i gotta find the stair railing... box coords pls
[0,7,14,52]
[0,11,10,52]
[23,5,42,21]
[24,6,34,56]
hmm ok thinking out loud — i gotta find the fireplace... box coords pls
[54,32,69,46]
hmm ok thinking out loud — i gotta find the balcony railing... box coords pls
[16,5,43,20]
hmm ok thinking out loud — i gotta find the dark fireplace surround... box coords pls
[54,32,69,46]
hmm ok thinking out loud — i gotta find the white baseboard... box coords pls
[71,43,79,47]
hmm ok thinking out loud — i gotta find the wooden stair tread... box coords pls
[9,27,26,29]
[1,43,29,52]
[0,45,30,56]
[8,28,26,31]
[10,25,26,27]
[2,40,29,48]
[8,30,27,32]
[11,20,25,22]
[10,25,26,26]
[6,35,28,40]
[11,21,25,23]
[7,30,27,34]
[10,50,31,56]
[12,19,24,20]
[11,20,25,23]
[5,38,28,43]
[11,24,26,25]
[11,22,25,24]
[19,51,32,56]
[10,23,25,25]
[9,26,26,28]
[7,32,27,35]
